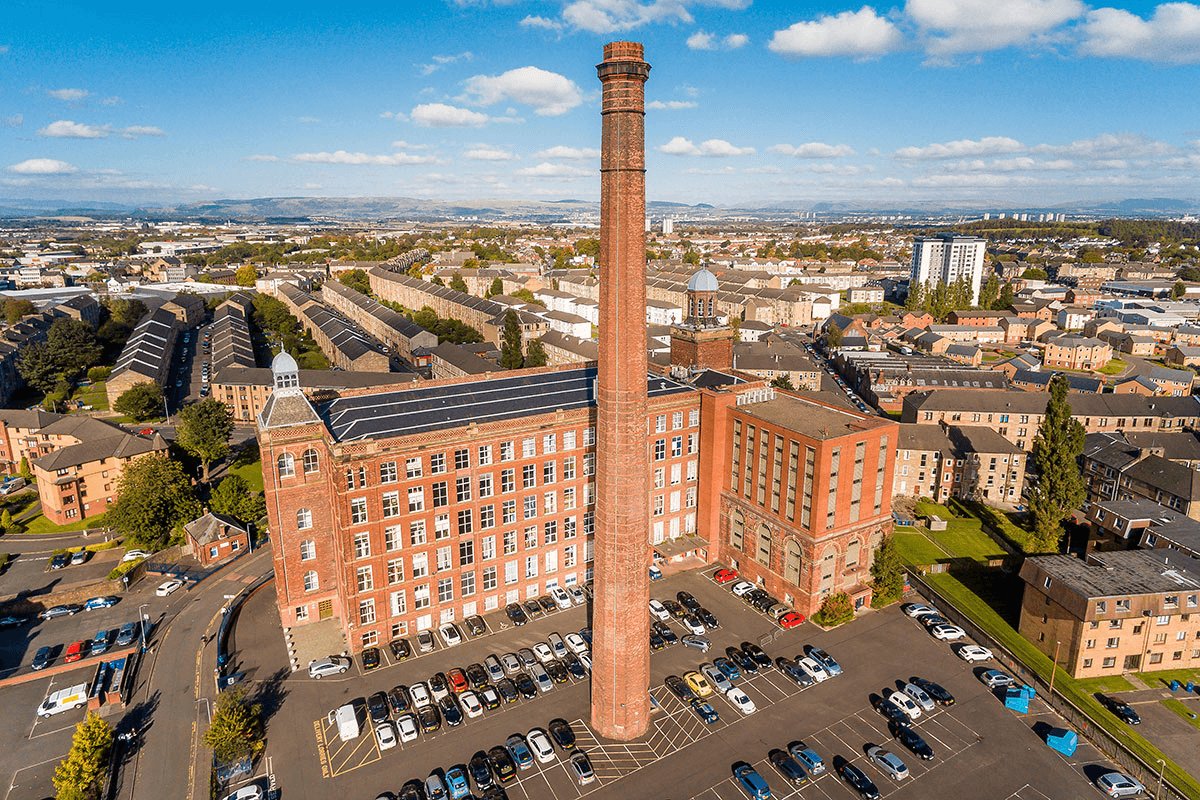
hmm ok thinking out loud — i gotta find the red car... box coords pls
[448,667,469,693]
[778,612,806,630]
[64,639,89,663]
[713,568,738,585]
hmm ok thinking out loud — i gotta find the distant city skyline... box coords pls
[2,0,1199,206]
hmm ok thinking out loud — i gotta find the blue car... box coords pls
[733,764,773,799]
[84,596,120,611]
[445,766,470,799]
[803,644,842,676]
[689,698,719,724]
[92,630,111,656]
[788,743,826,775]
[714,657,741,680]
[506,734,533,770]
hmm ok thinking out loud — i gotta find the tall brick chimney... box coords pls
[591,40,651,741]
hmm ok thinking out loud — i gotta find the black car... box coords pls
[49,553,70,570]
[548,718,576,750]
[662,599,687,619]
[911,676,955,706]
[496,678,519,703]
[649,631,665,651]
[652,620,677,644]
[469,751,495,791]
[398,781,424,800]
[366,691,389,724]
[777,657,814,687]
[466,663,489,689]
[464,615,487,637]
[768,749,810,785]
[488,746,517,784]
[1097,693,1142,724]
[32,645,53,670]
[676,591,701,612]
[537,596,556,613]
[563,653,586,679]
[482,788,509,800]
[664,675,695,701]
[872,695,909,725]
[837,760,880,799]
[890,721,935,760]
[744,588,769,606]
[545,659,569,684]
[389,638,412,661]
[505,603,528,626]
[579,627,592,645]
[430,671,450,696]
[388,685,412,715]
[920,614,950,629]
[741,641,772,669]
[751,594,779,612]
[726,645,757,674]
[361,647,382,671]
[514,673,538,699]
[697,607,719,628]
[439,695,463,727]
[418,704,441,732]
[522,599,543,619]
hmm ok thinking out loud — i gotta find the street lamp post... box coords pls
[139,603,149,652]
[1155,758,1165,800]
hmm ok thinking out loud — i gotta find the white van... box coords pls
[38,683,88,717]
[329,702,361,742]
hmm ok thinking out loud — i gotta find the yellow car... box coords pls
[684,670,713,698]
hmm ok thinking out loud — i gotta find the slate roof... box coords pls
[321,280,436,345]
[33,417,167,470]
[1022,551,1200,599]
[906,389,1200,418]
[184,511,248,545]
[111,308,177,379]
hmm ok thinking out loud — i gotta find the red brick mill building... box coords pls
[257,333,899,653]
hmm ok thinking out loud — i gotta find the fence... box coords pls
[907,570,1192,800]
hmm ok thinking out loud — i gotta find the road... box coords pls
[117,545,274,800]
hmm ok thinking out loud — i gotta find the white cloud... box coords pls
[648,100,698,110]
[292,150,436,166]
[419,51,474,75]
[520,15,565,30]
[47,88,89,101]
[462,67,582,116]
[1033,133,1175,158]
[465,146,517,161]
[894,136,1024,159]
[120,125,165,139]
[411,103,492,127]
[515,162,592,177]
[906,0,1084,57]
[380,110,407,121]
[7,158,77,174]
[687,30,749,49]
[769,7,903,58]
[245,154,281,162]
[39,120,107,138]
[302,182,322,190]
[770,142,856,158]
[725,33,749,48]
[658,136,755,157]
[391,140,430,150]
[534,145,601,159]
[1080,3,1200,63]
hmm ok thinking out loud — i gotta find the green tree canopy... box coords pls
[770,374,794,390]
[175,399,234,482]
[234,264,258,286]
[203,687,265,765]
[114,382,164,422]
[338,269,371,296]
[1172,280,1186,300]
[1021,267,1049,280]
[524,338,547,368]
[208,475,266,525]
[870,536,903,607]
[17,318,103,392]
[825,322,843,350]
[2,298,35,325]
[978,274,1000,310]
[485,277,503,298]
[449,275,469,294]
[1028,375,1086,552]
[106,455,202,550]
[52,712,113,800]
[812,591,855,627]
[499,310,525,370]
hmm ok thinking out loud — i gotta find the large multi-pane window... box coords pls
[480,504,495,529]
[430,453,446,474]
[522,464,536,489]
[351,498,368,524]
[501,469,515,494]
[478,445,492,465]
[524,526,538,549]
[379,461,398,484]
[432,482,448,508]
[563,457,576,480]
[409,519,427,546]
[479,474,494,498]
[437,578,453,603]
[456,477,472,503]
[482,566,497,591]
[302,449,320,474]
[356,566,373,592]
[503,530,517,555]
[414,585,430,609]
[408,487,425,512]
[382,492,400,518]
[543,462,556,484]
[299,539,316,561]
[353,532,371,558]
[457,509,473,534]
[387,558,404,584]
[436,546,452,572]
[500,441,514,461]
[384,526,402,552]
[411,552,428,578]
[406,457,422,478]
[358,598,376,625]
[523,496,537,519]
[482,536,496,560]
[461,571,476,597]
[454,448,470,470]
[522,438,536,458]
[502,500,517,524]
[296,508,312,530]
[459,540,474,566]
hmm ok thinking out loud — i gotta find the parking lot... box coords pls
[253,567,1125,800]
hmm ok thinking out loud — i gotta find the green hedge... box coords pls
[106,558,144,582]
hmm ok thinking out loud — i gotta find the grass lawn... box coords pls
[229,456,264,493]
[1099,358,1128,375]
[21,511,107,534]
[1076,674,1136,694]
[4,491,40,518]
[69,381,109,412]
[894,532,949,566]
[954,499,1039,554]
[1161,698,1200,732]
[1136,668,1200,690]
[914,499,955,519]
[910,500,1007,562]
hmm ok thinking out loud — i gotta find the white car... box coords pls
[220,787,264,800]
[725,687,757,715]
[549,587,573,609]
[902,682,935,712]
[375,721,398,751]
[527,728,556,763]
[797,656,830,683]
[568,586,586,605]
[649,599,669,621]
[956,644,994,662]
[902,603,939,618]
[565,632,588,655]
[459,691,484,718]
[409,682,432,708]
[700,663,734,694]
[533,642,556,664]
[396,713,419,742]
[438,623,463,647]
[682,616,706,635]
[730,580,756,597]
[885,689,922,720]
[579,653,592,673]
[121,549,151,563]
[155,579,184,597]
[930,624,966,641]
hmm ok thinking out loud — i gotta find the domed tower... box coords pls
[670,266,734,371]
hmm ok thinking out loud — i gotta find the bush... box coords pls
[812,591,855,627]
[114,382,164,422]
[106,558,144,581]
[87,366,111,383]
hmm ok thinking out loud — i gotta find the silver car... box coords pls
[485,654,505,683]
[529,662,553,693]
[1096,772,1145,798]
[867,746,909,780]
[903,682,935,712]
[700,663,733,693]
[502,652,524,675]
[307,656,351,679]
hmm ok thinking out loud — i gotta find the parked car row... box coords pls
[903,602,996,664]
[30,620,145,671]
[503,584,588,628]
[353,614,491,674]
[712,568,805,629]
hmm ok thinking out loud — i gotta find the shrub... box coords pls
[812,591,855,627]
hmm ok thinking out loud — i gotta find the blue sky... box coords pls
[2,0,1199,207]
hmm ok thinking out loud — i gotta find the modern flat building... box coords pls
[910,233,987,306]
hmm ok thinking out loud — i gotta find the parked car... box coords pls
[504,603,528,626]
[788,742,825,775]
[1097,694,1142,725]
[902,603,939,618]
[697,607,719,629]
[796,656,830,683]
[955,644,993,662]
[778,611,805,629]
[729,580,756,597]
[50,553,70,570]
[689,698,719,724]
[527,728,556,763]
[568,585,586,605]
[564,632,588,655]
[885,689,922,720]
[416,629,436,652]
[713,567,738,584]
[374,721,398,751]
[980,669,1014,689]
[464,615,486,637]
[155,579,185,597]
[40,604,83,620]
[549,718,577,750]
[447,668,469,693]
[549,586,572,609]
[837,760,881,799]
[911,676,955,705]
[387,686,411,715]
[867,746,909,781]
[741,641,772,669]
[468,752,494,791]
[115,621,140,647]
[648,599,669,620]
[360,647,381,671]
[389,638,412,661]
[438,695,462,727]
[367,691,389,724]
[700,663,733,693]
[681,614,706,635]
[84,596,120,611]
[487,746,517,784]
[445,766,469,799]
[69,550,90,566]
[725,687,757,715]
[677,590,701,611]
[505,734,534,770]
[902,682,935,712]
[681,634,711,652]
[890,721,934,760]
[63,640,89,663]
[439,622,463,647]
[32,645,54,670]
[930,624,966,641]
[569,751,595,785]
[803,644,841,675]
[1096,772,1146,798]
[683,670,714,698]
[732,764,771,799]
[91,629,111,656]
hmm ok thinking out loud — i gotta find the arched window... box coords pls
[785,539,803,586]
[302,449,320,474]
[303,570,319,592]
[729,509,744,550]
[846,538,861,567]
[277,452,295,478]
[296,508,313,530]
[756,523,772,568]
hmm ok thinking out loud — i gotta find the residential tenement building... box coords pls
[894,423,1025,504]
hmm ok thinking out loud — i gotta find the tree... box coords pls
[203,687,265,765]
[0,509,11,534]
[105,298,147,328]
[904,280,923,312]
[1021,267,1048,280]
[208,475,266,524]
[825,322,843,350]
[114,382,164,422]
[175,399,234,482]
[15,344,63,393]
[499,310,525,369]
[449,275,469,294]
[485,277,503,298]
[87,366,110,383]
[338,269,371,296]
[17,319,102,391]
[770,374,794,390]
[870,536,904,607]
[812,591,855,627]
[234,264,258,286]
[978,274,1000,310]
[997,281,1016,310]
[2,298,35,324]
[682,250,701,265]
[431,276,445,287]
[1028,375,1086,552]
[106,455,202,550]
[17,457,31,480]
[524,339,548,368]
[52,712,113,800]
[1172,280,1187,300]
